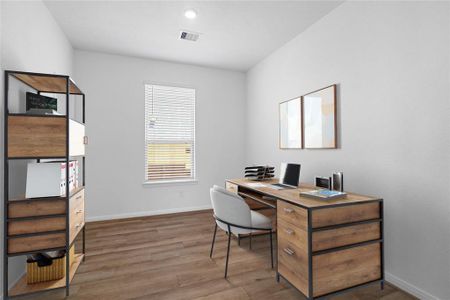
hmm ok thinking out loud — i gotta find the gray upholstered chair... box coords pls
[209,185,273,278]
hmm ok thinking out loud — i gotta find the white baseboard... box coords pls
[386,272,441,300]
[85,204,212,222]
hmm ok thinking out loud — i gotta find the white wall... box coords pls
[246,1,450,299]
[0,0,74,296]
[74,50,246,221]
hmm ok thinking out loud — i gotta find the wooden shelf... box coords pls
[7,113,66,118]
[8,186,85,203]
[9,195,66,203]
[9,253,84,297]
[10,72,83,95]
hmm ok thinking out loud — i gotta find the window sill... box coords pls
[143,179,198,186]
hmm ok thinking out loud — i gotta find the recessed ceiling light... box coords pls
[184,9,197,19]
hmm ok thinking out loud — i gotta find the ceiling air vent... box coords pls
[179,31,199,42]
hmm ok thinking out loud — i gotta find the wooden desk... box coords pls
[226,178,384,300]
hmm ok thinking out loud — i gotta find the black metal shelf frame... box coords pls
[3,70,86,299]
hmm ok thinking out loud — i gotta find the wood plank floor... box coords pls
[16,210,416,300]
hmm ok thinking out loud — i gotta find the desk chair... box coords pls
[209,185,273,278]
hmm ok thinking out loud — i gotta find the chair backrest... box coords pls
[210,185,252,234]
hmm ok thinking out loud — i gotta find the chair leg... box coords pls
[225,225,232,278]
[210,223,217,258]
[238,234,240,246]
[249,233,252,250]
[269,230,274,269]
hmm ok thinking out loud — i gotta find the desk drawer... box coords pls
[278,236,309,296]
[70,189,84,212]
[311,202,380,228]
[8,199,66,218]
[312,222,380,252]
[8,232,66,254]
[225,182,238,194]
[69,190,85,244]
[8,216,66,236]
[278,218,307,252]
[312,242,381,297]
[277,201,307,229]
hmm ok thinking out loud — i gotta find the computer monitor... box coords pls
[279,163,301,188]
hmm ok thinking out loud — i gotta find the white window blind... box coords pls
[144,84,196,182]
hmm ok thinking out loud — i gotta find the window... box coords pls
[144,84,196,183]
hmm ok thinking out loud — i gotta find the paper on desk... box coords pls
[267,185,283,190]
[246,182,266,188]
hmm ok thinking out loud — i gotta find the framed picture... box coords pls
[279,97,302,149]
[303,85,337,148]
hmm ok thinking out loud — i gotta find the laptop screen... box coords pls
[279,163,301,187]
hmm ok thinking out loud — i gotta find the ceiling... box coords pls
[44,1,342,71]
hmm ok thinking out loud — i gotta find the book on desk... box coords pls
[300,189,347,200]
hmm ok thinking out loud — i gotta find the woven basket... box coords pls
[26,246,75,284]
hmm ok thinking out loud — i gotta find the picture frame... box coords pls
[303,84,337,149]
[279,97,302,149]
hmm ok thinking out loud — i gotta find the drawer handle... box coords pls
[75,223,81,229]
[76,209,83,214]
[284,228,294,235]
[76,195,82,200]
[283,207,294,213]
[283,248,295,256]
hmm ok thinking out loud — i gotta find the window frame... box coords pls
[143,83,197,185]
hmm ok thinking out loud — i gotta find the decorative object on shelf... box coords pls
[332,172,344,191]
[279,97,302,149]
[245,166,274,181]
[26,92,58,115]
[315,176,331,189]
[303,84,337,148]
[300,189,347,200]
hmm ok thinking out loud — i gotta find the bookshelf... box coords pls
[3,71,86,299]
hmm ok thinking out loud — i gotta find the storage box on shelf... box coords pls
[26,245,75,284]
[3,71,87,299]
[26,160,79,198]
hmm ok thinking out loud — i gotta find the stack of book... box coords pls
[244,166,274,181]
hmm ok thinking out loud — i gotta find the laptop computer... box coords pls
[270,163,301,189]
